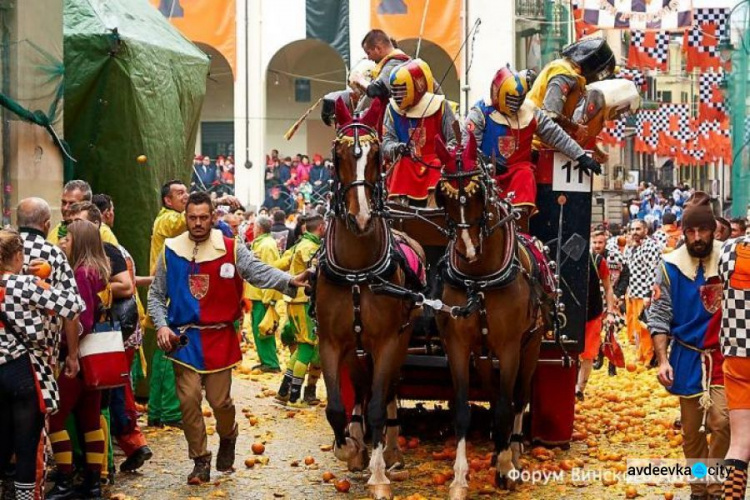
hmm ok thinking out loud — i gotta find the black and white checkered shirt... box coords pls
[719,237,750,358]
[20,229,82,336]
[624,238,661,298]
[0,274,82,412]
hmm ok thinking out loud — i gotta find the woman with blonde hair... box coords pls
[48,220,110,500]
[0,229,82,500]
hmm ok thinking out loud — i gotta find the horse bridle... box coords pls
[438,151,517,252]
[330,122,385,221]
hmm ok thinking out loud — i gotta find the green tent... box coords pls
[64,0,209,271]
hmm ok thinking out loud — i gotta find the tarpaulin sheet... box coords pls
[64,0,209,272]
[307,0,350,65]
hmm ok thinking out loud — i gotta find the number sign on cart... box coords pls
[552,152,592,193]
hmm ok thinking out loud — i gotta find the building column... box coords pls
[5,0,64,224]
[234,0,266,208]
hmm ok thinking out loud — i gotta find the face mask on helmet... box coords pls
[389,59,434,110]
[562,38,615,83]
[491,67,529,116]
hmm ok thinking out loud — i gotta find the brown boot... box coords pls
[187,454,211,485]
[216,426,238,472]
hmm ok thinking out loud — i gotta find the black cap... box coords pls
[562,38,615,83]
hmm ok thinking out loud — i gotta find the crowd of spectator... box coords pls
[190,154,235,196]
[263,149,332,215]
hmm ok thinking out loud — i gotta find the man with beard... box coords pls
[149,192,308,483]
[649,192,729,500]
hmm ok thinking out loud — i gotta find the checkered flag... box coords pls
[618,67,647,91]
[699,71,727,121]
[628,31,669,71]
[572,0,597,39]
[685,8,730,71]
[635,110,659,153]
[580,0,693,31]
[656,103,692,158]
[600,118,625,146]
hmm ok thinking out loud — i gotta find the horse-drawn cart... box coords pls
[390,147,594,447]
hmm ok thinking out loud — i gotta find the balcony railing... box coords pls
[516,0,547,19]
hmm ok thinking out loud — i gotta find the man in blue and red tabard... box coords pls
[648,192,729,500]
[382,59,457,207]
[465,66,601,233]
[148,191,309,485]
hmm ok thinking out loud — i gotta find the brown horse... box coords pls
[433,133,548,499]
[315,98,423,499]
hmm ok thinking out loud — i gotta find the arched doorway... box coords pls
[396,39,460,104]
[266,40,346,162]
[195,43,235,160]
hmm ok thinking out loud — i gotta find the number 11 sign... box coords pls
[551,152,592,193]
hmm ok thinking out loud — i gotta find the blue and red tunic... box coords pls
[475,100,538,208]
[164,235,244,373]
[387,105,446,200]
[662,256,724,397]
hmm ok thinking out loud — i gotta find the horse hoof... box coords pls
[383,447,404,470]
[448,485,469,500]
[347,447,369,472]
[495,471,518,491]
[334,438,357,462]
[368,484,392,500]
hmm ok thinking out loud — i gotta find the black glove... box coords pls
[367,79,390,99]
[395,143,411,157]
[576,154,602,176]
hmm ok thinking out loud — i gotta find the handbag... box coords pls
[78,318,129,389]
[601,319,625,368]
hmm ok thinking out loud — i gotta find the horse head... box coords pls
[434,132,486,262]
[331,98,382,233]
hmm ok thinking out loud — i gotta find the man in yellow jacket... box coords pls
[242,215,282,372]
[274,213,325,407]
[527,37,615,157]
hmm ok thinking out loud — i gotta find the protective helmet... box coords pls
[389,59,435,110]
[561,37,615,83]
[490,66,529,116]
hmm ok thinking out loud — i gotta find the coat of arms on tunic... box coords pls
[497,135,517,159]
[700,280,722,314]
[408,126,427,157]
[189,274,210,300]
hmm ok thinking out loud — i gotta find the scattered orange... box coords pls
[251,442,265,455]
[244,458,256,468]
[407,438,419,449]
[334,478,351,493]
[432,473,447,486]
[625,486,639,498]
[137,155,148,164]
[304,456,315,466]
[322,471,335,483]
[664,493,674,500]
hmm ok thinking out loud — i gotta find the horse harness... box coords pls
[318,121,425,358]
[437,152,541,359]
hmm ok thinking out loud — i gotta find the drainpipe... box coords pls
[243,0,251,172]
